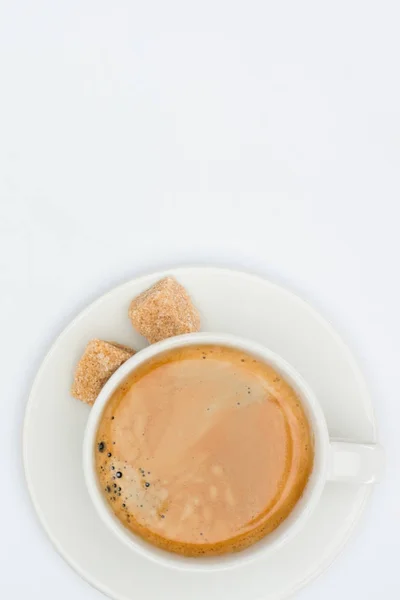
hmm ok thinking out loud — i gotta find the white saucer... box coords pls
[23,267,377,600]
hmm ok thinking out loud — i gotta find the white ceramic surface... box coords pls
[23,267,379,600]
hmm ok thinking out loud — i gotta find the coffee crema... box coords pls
[95,345,314,556]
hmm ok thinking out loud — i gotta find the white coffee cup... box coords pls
[83,332,384,572]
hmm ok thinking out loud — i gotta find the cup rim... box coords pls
[83,332,329,572]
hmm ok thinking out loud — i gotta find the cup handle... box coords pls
[327,441,384,483]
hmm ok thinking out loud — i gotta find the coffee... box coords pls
[95,345,313,556]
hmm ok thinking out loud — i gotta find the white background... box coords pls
[0,1,398,598]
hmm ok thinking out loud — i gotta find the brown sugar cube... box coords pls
[71,339,135,405]
[128,277,200,343]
